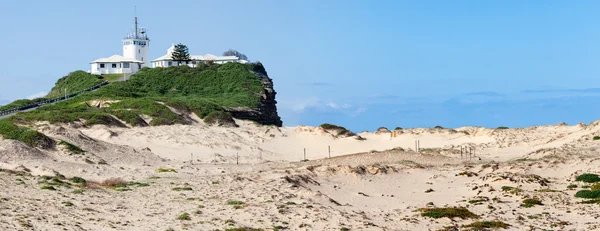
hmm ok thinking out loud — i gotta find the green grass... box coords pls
[319,123,355,136]
[567,184,578,189]
[59,140,85,154]
[172,187,193,191]
[575,190,600,199]
[46,71,104,98]
[576,174,600,183]
[521,198,543,207]
[0,120,54,148]
[203,111,237,127]
[227,200,246,205]
[101,73,127,82]
[40,185,56,190]
[4,63,272,130]
[416,207,479,219]
[463,221,510,229]
[176,212,191,220]
[157,168,177,173]
[0,98,47,111]
[593,136,600,141]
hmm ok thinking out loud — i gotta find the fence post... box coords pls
[304,148,306,161]
[328,145,331,158]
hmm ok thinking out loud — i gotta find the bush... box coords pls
[59,140,85,154]
[576,174,600,183]
[521,198,543,207]
[0,120,54,148]
[319,123,355,137]
[416,207,479,219]
[497,126,509,129]
[575,190,600,199]
[594,136,600,141]
[463,221,510,229]
[177,212,191,220]
[69,177,86,184]
[204,111,237,127]
[46,71,104,98]
[567,184,578,189]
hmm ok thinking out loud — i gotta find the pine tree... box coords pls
[171,43,191,66]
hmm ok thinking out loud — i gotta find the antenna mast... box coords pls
[134,6,138,39]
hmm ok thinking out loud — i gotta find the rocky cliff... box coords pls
[225,71,283,127]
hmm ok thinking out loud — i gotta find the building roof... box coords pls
[91,55,144,64]
[151,44,241,62]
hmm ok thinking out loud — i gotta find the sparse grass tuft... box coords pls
[521,198,543,207]
[176,212,191,220]
[567,184,578,189]
[227,200,246,205]
[58,140,85,154]
[463,221,510,229]
[41,185,56,190]
[72,189,84,194]
[416,207,479,219]
[172,187,193,191]
[157,168,177,173]
[70,177,86,184]
[456,171,478,177]
[62,201,74,207]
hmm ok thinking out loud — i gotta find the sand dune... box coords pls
[2,118,600,230]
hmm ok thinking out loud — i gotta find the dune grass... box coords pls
[416,207,479,219]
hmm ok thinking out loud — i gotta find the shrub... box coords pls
[227,200,246,205]
[434,125,444,129]
[497,126,509,129]
[576,174,600,183]
[172,187,193,191]
[203,111,237,127]
[0,120,55,148]
[157,168,177,173]
[567,184,578,189]
[46,71,104,98]
[593,136,600,140]
[416,207,479,219]
[521,198,543,207]
[463,221,510,229]
[100,178,127,188]
[177,212,191,220]
[41,185,56,190]
[69,177,86,184]
[575,190,600,199]
[592,183,600,191]
[59,140,85,154]
[319,123,355,136]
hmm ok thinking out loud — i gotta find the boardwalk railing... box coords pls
[0,81,109,117]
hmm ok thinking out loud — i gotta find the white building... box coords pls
[90,16,247,75]
[151,44,247,68]
[90,17,149,75]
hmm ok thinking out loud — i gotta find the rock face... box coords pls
[225,71,283,127]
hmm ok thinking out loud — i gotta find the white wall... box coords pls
[123,39,150,67]
[90,62,141,75]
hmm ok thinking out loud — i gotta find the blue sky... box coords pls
[1,1,600,131]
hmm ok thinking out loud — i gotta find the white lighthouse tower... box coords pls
[122,16,150,67]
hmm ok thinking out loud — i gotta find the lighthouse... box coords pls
[122,16,150,67]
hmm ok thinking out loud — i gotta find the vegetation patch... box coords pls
[576,173,600,183]
[496,126,509,129]
[463,221,510,229]
[227,200,246,205]
[176,212,191,220]
[46,71,104,98]
[59,140,85,154]
[456,171,478,177]
[416,207,479,219]
[501,186,522,195]
[593,136,600,141]
[157,168,177,173]
[203,111,237,127]
[319,123,355,137]
[0,120,55,148]
[521,198,543,208]
[172,187,193,191]
[575,190,600,199]
[567,184,578,189]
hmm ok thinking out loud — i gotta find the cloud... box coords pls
[25,91,48,100]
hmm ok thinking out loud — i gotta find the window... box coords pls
[168,61,172,66]
[139,49,141,54]
[123,63,130,68]
[141,57,144,61]
[100,63,105,68]
[112,63,117,68]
